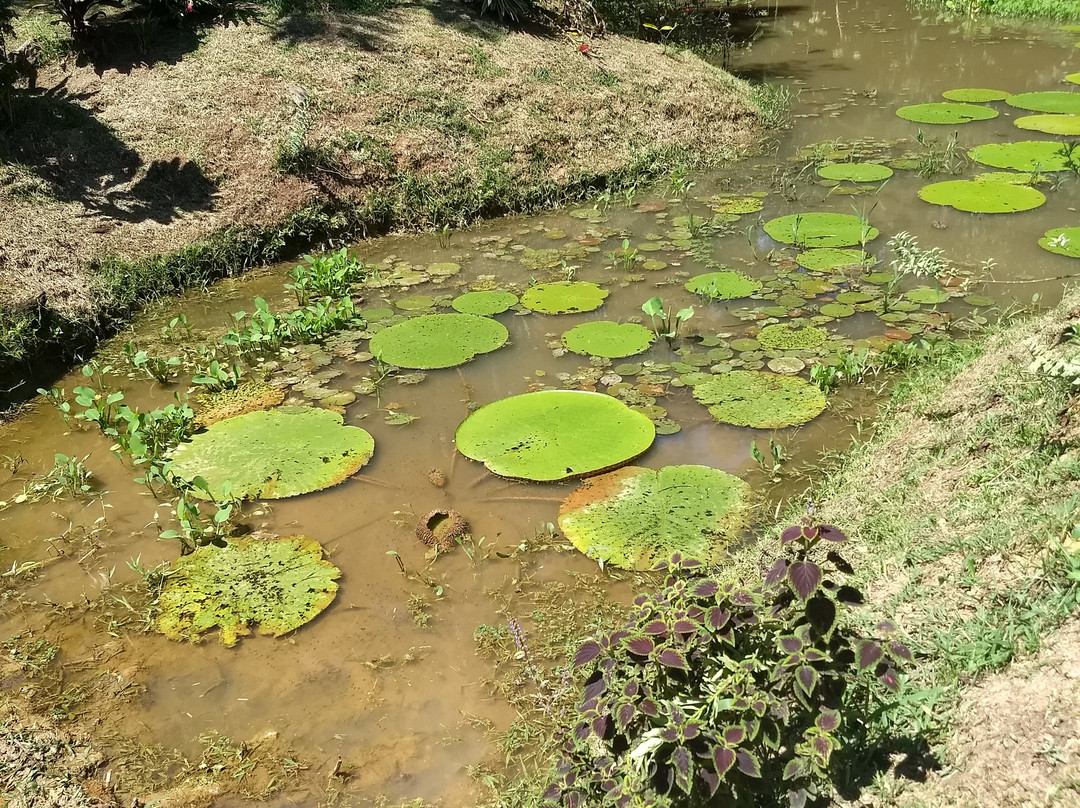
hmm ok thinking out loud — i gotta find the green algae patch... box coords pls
[756,322,828,350]
[895,102,998,124]
[705,194,765,214]
[692,371,827,429]
[455,390,655,482]
[194,381,285,428]
[942,88,1010,102]
[684,271,762,300]
[1014,114,1080,136]
[558,465,752,570]
[369,313,508,369]
[561,321,655,358]
[796,248,875,272]
[451,290,519,315]
[156,535,339,647]
[816,163,893,182]
[918,179,1046,213]
[969,141,1070,172]
[1039,227,1080,258]
[1006,92,1080,114]
[763,213,878,248]
[521,281,608,314]
[169,407,375,500]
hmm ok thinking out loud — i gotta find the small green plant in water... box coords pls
[750,437,785,481]
[642,296,693,345]
[608,238,640,271]
[192,358,244,392]
[285,248,368,306]
[121,342,181,384]
[914,129,963,178]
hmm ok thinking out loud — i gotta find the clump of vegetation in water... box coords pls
[543,522,908,808]
[641,296,693,345]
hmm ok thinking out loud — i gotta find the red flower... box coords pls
[578,43,589,53]
[186,0,193,10]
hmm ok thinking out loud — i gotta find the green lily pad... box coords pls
[905,287,950,304]
[895,102,998,124]
[692,371,827,429]
[369,313,508,369]
[796,248,875,271]
[942,88,1010,102]
[835,291,876,304]
[1006,92,1080,114]
[1014,114,1080,136]
[168,407,375,500]
[455,391,655,482]
[817,163,893,182]
[685,271,763,300]
[973,171,1041,185]
[768,357,806,374]
[918,179,1046,213]
[156,535,339,647]
[396,295,436,311]
[963,295,997,307]
[756,322,828,350]
[557,465,752,570]
[521,282,608,314]
[562,321,656,359]
[819,303,856,318]
[969,141,1070,172]
[705,195,765,215]
[1068,73,1080,86]
[426,262,461,277]
[763,213,879,248]
[730,338,760,352]
[451,290,519,315]
[1038,226,1080,258]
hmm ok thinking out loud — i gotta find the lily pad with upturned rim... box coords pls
[895,103,998,124]
[1014,114,1080,136]
[521,282,608,314]
[1038,227,1080,258]
[561,321,656,358]
[168,407,375,500]
[918,179,1046,213]
[968,141,1070,172]
[763,213,878,248]
[692,371,827,429]
[941,88,1010,102]
[817,163,894,182]
[451,290,519,315]
[1006,92,1080,114]
[455,390,655,482]
[368,313,508,369]
[557,465,753,570]
[795,248,875,272]
[155,535,339,647]
[684,271,762,300]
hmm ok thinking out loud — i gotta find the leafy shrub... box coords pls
[472,0,535,23]
[286,247,369,306]
[544,522,908,808]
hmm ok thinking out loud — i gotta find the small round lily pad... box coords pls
[558,465,752,570]
[521,282,608,314]
[1014,114,1080,136]
[369,313,508,369]
[685,271,762,300]
[396,295,436,311]
[969,141,1070,172]
[895,102,998,124]
[905,287,950,304]
[1006,92,1080,114]
[796,248,875,272]
[817,163,893,182]
[561,322,656,358]
[918,179,1046,213]
[942,88,1010,102]
[819,303,856,318]
[451,290,518,315]
[756,322,828,350]
[1039,227,1080,258]
[455,391,656,482]
[763,213,878,248]
[692,371,827,429]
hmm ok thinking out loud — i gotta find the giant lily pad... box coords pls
[369,313,508,369]
[942,88,1010,102]
[685,271,762,300]
[763,213,878,248]
[1039,227,1080,258]
[156,535,339,647]
[521,282,608,314]
[692,371,827,429]
[796,248,875,272]
[918,179,1046,213]
[895,103,998,124]
[455,390,655,482]
[451,290,518,315]
[756,322,828,350]
[817,163,893,182]
[557,465,752,570]
[969,141,1070,172]
[1006,92,1080,114]
[168,407,375,500]
[562,321,655,358]
[1014,114,1080,136]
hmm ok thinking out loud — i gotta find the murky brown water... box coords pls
[4,0,1080,804]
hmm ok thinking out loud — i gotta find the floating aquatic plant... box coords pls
[968,141,1070,172]
[521,281,608,314]
[692,371,827,429]
[918,179,1046,213]
[1013,114,1080,136]
[369,313,508,369]
[941,88,1010,102]
[895,102,998,125]
[762,213,878,248]
[562,321,656,358]
[816,163,893,182]
[756,322,828,350]
[684,271,763,300]
[1006,91,1080,115]
[451,290,519,315]
[1039,227,1080,258]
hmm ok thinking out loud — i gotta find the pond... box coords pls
[3,0,1080,804]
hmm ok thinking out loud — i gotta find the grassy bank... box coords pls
[913,0,1080,20]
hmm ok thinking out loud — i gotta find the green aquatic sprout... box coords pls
[609,238,640,271]
[642,296,693,345]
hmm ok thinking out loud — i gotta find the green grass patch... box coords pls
[914,0,1080,20]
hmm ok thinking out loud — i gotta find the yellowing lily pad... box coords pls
[369,313,508,369]
[1014,114,1080,136]
[1006,92,1080,114]
[685,271,762,300]
[557,465,752,570]
[156,535,339,647]
[1039,227,1080,258]
[969,141,1070,172]
[451,290,519,315]
[942,88,1010,102]
[396,295,436,311]
[561,321,656,358]
[426,261,461,276]
[455,391,655,482]
[763,213,878,248]
[168,407,375,500]
[796,248,875,272]
[895,102,998,124]
[918,179,1046,213]
[705,194,765,215]
[817,163,894,182]
[756,322,828,350]
[693,371,826,429]
[521,282,608,314]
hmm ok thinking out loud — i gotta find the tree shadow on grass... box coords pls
[835,732,941,802]
[0,81,217,224]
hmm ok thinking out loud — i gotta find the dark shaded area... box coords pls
[834,732,941,802]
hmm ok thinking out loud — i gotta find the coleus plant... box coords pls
[542,522,909,808]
